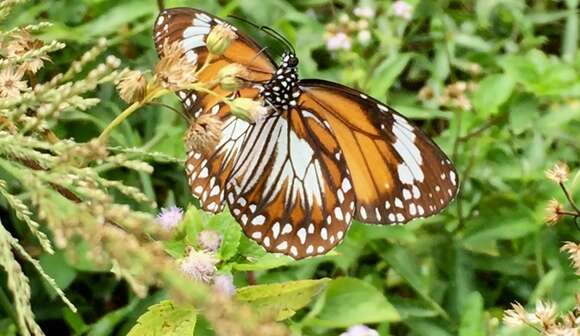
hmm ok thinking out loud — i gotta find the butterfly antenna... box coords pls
[228,14,295,54]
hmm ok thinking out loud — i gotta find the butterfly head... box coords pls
[282,52,299,68]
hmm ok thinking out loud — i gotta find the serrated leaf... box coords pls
[473,74,515,117]
[306,277,400,328]
[236,279,330,321]
[127,300,196,336]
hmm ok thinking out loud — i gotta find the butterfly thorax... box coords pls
[261,53,301,111]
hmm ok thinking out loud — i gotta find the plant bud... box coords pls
[206,24,237,55]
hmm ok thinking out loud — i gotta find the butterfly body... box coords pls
[154,8,459,259]
[261,53,301,111]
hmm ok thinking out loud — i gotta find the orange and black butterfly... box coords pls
[153,8,459,259]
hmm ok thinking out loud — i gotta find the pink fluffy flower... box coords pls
[340,325,379,336]
[392,0,413,20]
[156,206,183,230]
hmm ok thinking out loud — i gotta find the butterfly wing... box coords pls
[222,109,355,258]
[153,7,276,117]
[299,79,459,224]
[153,8,277,213]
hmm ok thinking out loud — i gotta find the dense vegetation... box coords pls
[0,0,578,335]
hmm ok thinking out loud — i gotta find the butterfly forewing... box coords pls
[153,8,276,117]
[299,80,459,224]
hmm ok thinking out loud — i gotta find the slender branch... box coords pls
[560,182,580,213]
[458,116,502,142]
[156,0,165,11]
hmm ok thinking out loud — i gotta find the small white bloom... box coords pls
[354,6,375,19]
[326,32,352,51]
[392,0,413,20]
[357,30,372,44]
[213,274,236,297]
[179,248,217,283]
[156,206,183,230]
[340,325,379,336]
[198,229,222,252]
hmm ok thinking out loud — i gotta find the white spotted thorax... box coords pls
[261,53,301,111]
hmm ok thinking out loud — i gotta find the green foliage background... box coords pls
[1,0,579,335]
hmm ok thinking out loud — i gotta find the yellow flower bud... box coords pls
[217,64,248,92]
[206,24,237,56]
[229,98,268,123]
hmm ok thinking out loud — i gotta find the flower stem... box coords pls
[98,86,169,143]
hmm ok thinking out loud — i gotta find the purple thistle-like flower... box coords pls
[213,274,236,297]
[179,248,217,283]
[156,206,183,230]
[340,325,380,336]
[198,229,222,252]
[392,0,413,20]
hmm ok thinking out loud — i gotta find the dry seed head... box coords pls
[206,24,237,55]
[561,242,580,275]
[0,67,27,99]
[545,162,570,184]
[503,302,529,327]
[155,41,197,90]
[185,114,223,154]
[5,30,48,74]
[116,70,147,103]
[545,199,564,225]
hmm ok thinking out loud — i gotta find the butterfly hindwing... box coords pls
[299,79,459,224]
[223,110,355,258]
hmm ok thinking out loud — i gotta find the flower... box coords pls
[5,30,49,73]
[529,301,557,326]
[353,6,375,19]
[0,67,27,99]
[392,0,413,20]
[156,206,183,230]
[357,30,372,44]
[545,199,564,226]
[229,97,269,123]
[217,63,249,92]
[545,162,570,184]
[325,32,352,51]
[213,274,236,297]
[116,70,147,103]
[503,302,529,327]
[184,114,223,153]
[340,325,379,336]
[206,24,237,55]
[198,229,222,252]
[561,242,580,275]
[179,248,218,283]
[155,41,198,90]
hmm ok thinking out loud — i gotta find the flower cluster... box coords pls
[324,5,375,51]
[503,299,579,335]
[419,81,479,111]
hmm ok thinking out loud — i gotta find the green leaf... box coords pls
[368,53,412,98]
[382,248,448,318]
[459,292,485,336]
[306,277,400,328]
[207,211,242,261]
[472,74,515,117]
[127,300,196,336]
[236,279,330,321]
[39,251,76,295]
[232,253,293,271]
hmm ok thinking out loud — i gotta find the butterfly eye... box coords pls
[287,56,299,67]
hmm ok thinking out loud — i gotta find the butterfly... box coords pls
[153,8,459,259]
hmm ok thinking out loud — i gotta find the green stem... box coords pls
[98,87,169,143]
